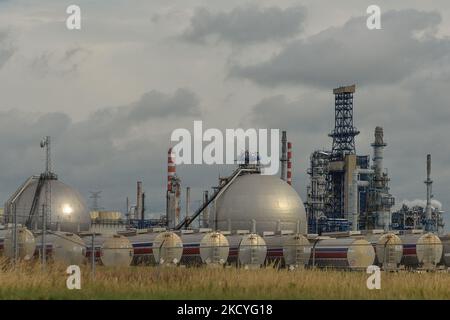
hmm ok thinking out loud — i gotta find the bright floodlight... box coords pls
[62,204,73,215]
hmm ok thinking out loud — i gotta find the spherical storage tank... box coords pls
[101,235,134,267]
[4,176,90,233]
[214,174,307,234]
[3,227,36,260]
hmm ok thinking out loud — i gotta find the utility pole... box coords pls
[41,204,46,270]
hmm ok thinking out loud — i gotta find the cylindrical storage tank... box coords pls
[101,235,134,267]
[3,227,36,260]
[439,235,450,267]
[311,238,375,269]
[200,232,229,265]
[263,234,285,262]
[375,233,403,269]
[52,232,86,265]
[238,233,267,268]
[400,233,443,269]
[152,232,183,266]
[283,234,311,268]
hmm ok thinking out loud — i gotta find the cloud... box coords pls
[0,30,14,69]
[0,88,201,214]
[30,46,91,77]
[241,93,330,135]
[183,5,306,45]
[231,10,450,88]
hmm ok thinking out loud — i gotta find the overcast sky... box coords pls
[0,0,449,228]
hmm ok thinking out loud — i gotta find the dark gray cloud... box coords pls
[183,5,306,45]
[0,30,14,69]
[0,89,202,215]
[30,46,91,77]
[242,77,450,228]
[231,10,450,88]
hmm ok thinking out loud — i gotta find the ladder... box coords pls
[26,175,46,228]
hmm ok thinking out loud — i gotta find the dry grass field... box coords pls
[0,259,449,299]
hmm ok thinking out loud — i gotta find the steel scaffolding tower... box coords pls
[329,84,359,158]
[326,85,359,219]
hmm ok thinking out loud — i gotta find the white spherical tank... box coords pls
[52,232,86,265]
[283,234,311,268]
[214,174,307,234]
[238,233,267,268]
[4,177,90,233]
[101,235,134,267]
[375,233,403,268]
[200,232,229,265]
[152,232,183,265]
[3,227,36,260]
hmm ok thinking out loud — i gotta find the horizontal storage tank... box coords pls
[283,234,311,268]
[36,232,86,265]
[52,232,86,265]
[3,227,36,260]
[238,233,267,268]
[311,238,375,269]
[439,234,450,267]
[364,233,403,269]
[199,232,229,265]
[375,233,403,269]
[152,231,183,266]
[101,235,134,267]
[400,233,443,269]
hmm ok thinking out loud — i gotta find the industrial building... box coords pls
[305,84,443,235]
[0,83,447,272]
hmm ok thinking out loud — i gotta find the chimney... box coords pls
[287,142,292,185]
[280,131,287,181]
[136,181,143,220]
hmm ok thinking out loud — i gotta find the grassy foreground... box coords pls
[0,260,449,299]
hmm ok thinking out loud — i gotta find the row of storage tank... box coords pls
[0,228,448,270]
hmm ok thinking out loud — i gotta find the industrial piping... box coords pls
[349,168,373,231]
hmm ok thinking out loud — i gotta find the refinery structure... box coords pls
[0,84,448,272]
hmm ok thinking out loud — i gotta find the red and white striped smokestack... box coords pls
[168,147,176,192]
[287,142,292,185]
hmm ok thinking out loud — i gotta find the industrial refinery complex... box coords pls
[0,84,447,272]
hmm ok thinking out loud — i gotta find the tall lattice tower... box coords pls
[329,85,359,159]
[326,85,360,220]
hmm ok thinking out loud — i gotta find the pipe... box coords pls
[186,187,191,221]
[203,191,209,228]
[349,169,374,231]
